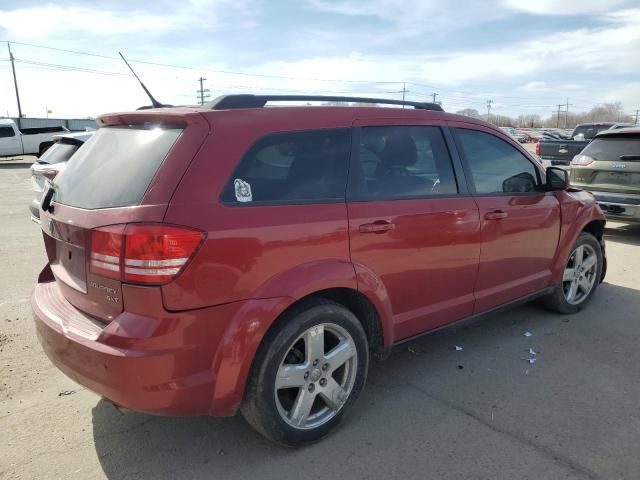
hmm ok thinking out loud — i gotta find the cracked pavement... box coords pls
[1,158,639,479]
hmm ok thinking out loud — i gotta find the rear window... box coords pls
[573,125,612,140]
[38,141,79,165]
[582,137,640,161]
[53,126,181,209]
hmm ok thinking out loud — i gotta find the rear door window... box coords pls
[349,126,458,199]
[53,126,181,209]
[222,128,351,204]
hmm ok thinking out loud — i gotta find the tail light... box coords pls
[41,169,60,181]
[535,141,540,156]
[90,223,204,285]
[571,155,594,167]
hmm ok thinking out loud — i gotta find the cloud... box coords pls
[305,0,508,30]
[505,0,633,15]
[0,0,257,39]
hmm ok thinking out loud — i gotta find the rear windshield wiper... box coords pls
[41,186,55,212]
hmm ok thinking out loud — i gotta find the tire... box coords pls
[543,232,603,314]
[241,299,369,446]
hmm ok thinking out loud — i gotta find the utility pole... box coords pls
[634,109,639,124]
[197,77,210,105]
[486,100,493,122]
[564,98,572,129]
[555,104,564,128]
[401,82,406,108]
[7,42,23,128]
[430,92,438,103]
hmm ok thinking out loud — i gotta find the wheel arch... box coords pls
[211,287,390,416]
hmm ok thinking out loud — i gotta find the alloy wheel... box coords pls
[562,244,598,305]
[274,323,358,430]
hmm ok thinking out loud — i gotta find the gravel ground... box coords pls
[1,157,639,480]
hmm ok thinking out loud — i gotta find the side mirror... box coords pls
[546,166,569,191]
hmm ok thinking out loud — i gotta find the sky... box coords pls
[0,0,639,119]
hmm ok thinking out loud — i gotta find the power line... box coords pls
[2,39,608,107]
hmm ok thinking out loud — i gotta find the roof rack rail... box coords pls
[208,94,444,111]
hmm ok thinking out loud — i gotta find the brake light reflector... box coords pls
[123,224,203,284]
[90,225,124,280]
[89,224,204,284]
[535,141,540,156]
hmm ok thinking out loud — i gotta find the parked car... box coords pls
[32,95,606,446]
[537,123,617,167]
[0,118,68,158]
[29,131,94,223]
[570,128,640,222]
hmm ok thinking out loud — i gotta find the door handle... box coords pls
[484,210,508,220]
[359,220,395,234]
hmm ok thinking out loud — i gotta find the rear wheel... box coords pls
[241,300,368,446]
[544,232,602,314]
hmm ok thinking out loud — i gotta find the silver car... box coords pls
[30,131,94,223]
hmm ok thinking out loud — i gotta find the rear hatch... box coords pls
[40,110,209,322]
[570,132,640,195]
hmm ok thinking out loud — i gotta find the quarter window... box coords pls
[456,129,539,194]
[350,126,457,200]
[222,129,351,203]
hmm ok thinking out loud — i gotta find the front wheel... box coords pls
[241,300,368,446]
[543,232,603,314]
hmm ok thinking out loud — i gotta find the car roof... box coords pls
[595,127,640,138]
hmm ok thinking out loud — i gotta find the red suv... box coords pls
[33,95,606,445]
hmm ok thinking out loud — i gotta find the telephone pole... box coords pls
[634,109,639,124]
[555,104,564,128]
[430,92,438,103]
[7,43,23,128]
[564,98,572,129]
[197,77,210,105]
[401,82,406,108]
[486,99,493,122]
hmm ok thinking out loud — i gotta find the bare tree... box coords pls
[455,108,481,118]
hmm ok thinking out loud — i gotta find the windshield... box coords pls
[53,126,182,209]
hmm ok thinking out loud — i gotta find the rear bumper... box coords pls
[591,191,640,222]
[32,280,239,416]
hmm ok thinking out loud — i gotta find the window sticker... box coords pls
[234,178,253,202]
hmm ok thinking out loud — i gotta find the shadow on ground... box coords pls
[92,282,640,480]
[604,223,640,247]
[0,162,31,169]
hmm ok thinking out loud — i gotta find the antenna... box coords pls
[118,52,167,109]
